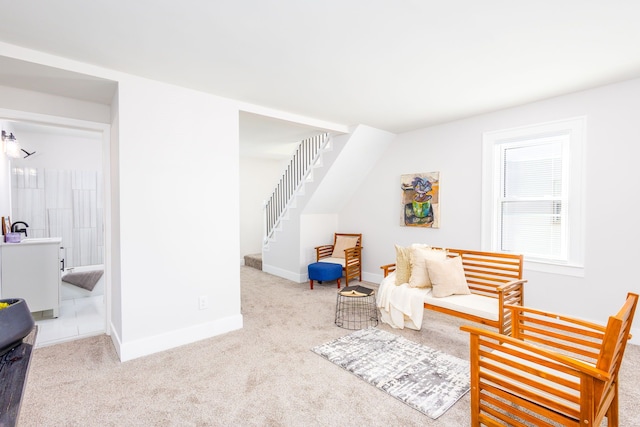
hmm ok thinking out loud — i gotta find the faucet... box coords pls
[11,221,29,237]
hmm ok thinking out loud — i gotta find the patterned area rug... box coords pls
[311,327,470,419]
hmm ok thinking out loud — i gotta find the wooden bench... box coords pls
[380,248,525,334]
[461,292,638,426]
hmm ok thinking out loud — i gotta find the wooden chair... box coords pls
[315,233,362,286]
[461,292,638,427]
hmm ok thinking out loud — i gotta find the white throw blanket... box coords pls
[376,271,430,330]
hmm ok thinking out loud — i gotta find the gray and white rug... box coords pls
[311,327,470,419]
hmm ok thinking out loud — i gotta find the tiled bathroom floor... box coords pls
[32,295,106,347]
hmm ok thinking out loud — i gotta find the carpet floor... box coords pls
[19,267,640,426]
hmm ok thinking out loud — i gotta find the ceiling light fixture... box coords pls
[2,130,21,158]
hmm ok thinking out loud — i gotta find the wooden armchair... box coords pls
[315,233,362,286]
[461,292,638,427]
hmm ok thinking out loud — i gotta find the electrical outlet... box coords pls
[198,295,209,310]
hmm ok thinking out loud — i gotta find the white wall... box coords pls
[300,213,339,268]
[239,156,283,260]
[9,129,102,171]
[115,77,242,360]
[0,84,110,124]
[339,77,640,341]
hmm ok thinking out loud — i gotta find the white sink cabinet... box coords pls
[0,238,62,317]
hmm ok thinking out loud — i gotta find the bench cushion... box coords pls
[424,291,500,321]
[318,257,345,267]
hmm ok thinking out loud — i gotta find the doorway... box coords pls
[0,111,111,347]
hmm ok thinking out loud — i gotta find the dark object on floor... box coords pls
[0,327,37,426]
[62,269,104,291]
[0,298,35,356]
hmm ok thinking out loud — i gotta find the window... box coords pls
[482,117,585,276]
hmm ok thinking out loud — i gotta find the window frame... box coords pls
[481,117,586,277]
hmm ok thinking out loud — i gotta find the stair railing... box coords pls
[263,132,329,244]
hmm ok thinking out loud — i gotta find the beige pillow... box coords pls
[408,247,447,288]
[410,243,431,249]
[331,235,359,258]
[394,245,411,285]
[427,256,471,297]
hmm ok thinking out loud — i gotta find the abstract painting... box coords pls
[400,172,440,228]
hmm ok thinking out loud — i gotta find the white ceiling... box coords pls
[1,1,640,151]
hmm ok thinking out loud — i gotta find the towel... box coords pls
[376,271,430,330]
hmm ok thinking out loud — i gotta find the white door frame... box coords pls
[0,107,112,338]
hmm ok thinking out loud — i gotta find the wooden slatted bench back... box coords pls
[446,248,523,298]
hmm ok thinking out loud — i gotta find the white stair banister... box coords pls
[263,132,329,243]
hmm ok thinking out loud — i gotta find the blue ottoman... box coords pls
[308,262,342,290]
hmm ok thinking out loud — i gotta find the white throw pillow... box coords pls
[331,235,360,258]
[408,247,447,288]
[427,256,471,297]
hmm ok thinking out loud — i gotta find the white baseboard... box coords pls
[113,314,243,362]
[262,264,304,283]
[362,271,384,284]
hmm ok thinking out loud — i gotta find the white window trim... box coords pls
[481,117,586,277]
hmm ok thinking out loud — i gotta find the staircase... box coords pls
[263,132,330,246]
[243,253,262,270]
[261,125,396,283]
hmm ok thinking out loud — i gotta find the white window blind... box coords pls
[499,137,566,260]
[482,117,585,276]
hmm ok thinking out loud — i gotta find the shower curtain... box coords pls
[11,167,103,269]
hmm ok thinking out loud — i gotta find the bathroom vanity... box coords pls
[0,238,62,317]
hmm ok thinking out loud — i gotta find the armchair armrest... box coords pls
[380,263,396,277]
[343,246,363,284]
[496,279,527,294]
[315,244,334,261]
[496,279,526,305]
[344,246,362,262]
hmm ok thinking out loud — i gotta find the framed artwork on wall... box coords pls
[400,172,440,228]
